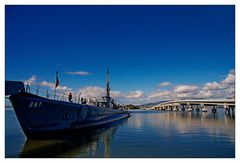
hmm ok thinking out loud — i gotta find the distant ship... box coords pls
[6,70,130,138]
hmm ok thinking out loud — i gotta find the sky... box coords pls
[5,5,235,105]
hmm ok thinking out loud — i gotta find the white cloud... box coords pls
[196,70,235,99]
[200,70,235,99]
[176,93,195,98]
[196,90,225,99]
[118,96,154,105]
[77,86,105,98]
[224,87,235,98]
[76,86,125,100]
[220,70,235,98]
[158,82,171,87]
[23,69,235,104]
[24,75,37,85]
[117,69,235,104]
[148,91,173,99]
[222,73,235,85]
[203,81,225,90]
[126,90,145,99]
[40,81,72,92]
[174,85,199,94]
[111,90,123,98]
[40,81,55,88]
[196,90,214,98]
[65,71,91,75]
[114,69,235,103]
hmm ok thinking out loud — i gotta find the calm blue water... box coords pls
[5,109,235,158]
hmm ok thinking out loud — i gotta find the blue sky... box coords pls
[5,5,235,104]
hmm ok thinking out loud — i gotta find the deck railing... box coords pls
[24,83,127,110]
[25,83,85,104]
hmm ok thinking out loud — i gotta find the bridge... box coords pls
[153,99,235,114]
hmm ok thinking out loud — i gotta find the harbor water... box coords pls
[5,109,235,158]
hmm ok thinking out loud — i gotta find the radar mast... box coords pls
[106,68,110,98]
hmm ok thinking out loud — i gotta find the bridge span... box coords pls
[153,99,235,114]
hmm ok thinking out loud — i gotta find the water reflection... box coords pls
[20,119,128,158]
[130,110,235,143]
[6,109,235,158]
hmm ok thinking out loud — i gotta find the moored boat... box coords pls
[7,70,130,138]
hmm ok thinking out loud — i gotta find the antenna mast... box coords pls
[106,68,110,98]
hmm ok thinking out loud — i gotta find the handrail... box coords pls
[24,84,81,103]
[23,84,128,110]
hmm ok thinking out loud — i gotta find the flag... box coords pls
[55,71,59,88]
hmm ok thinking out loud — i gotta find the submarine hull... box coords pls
[9,92,130,138]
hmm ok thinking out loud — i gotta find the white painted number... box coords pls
[29,102,42,108]
[29,102,34,108]
[34,102,38,107]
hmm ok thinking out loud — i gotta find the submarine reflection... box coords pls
[20,118,128,158]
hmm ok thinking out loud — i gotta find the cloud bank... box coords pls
[23,69,235,105]
[40,81,72,92]
[147,69,235,102]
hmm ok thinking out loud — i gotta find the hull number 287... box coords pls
[29,101,42,108]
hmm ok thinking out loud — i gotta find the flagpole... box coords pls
[54,71,58,100]
[54,86,56,100]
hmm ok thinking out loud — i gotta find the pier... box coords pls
[153,99,235,115]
